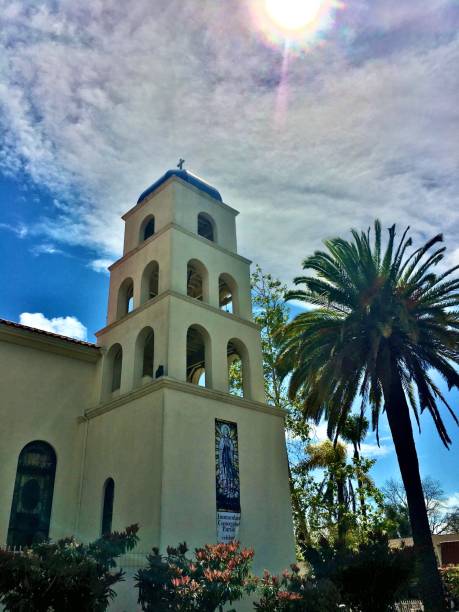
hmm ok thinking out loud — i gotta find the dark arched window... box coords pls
[143,330,155,377]
[198,213,215,242]
[101,478,114,535]
[7,441,57,547]
[139,215,155,244]
[112,346,123,392]
[144,218,155,240]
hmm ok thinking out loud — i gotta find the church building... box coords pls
[0,168,295,601]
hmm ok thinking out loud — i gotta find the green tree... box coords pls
[294,438,386,549]
[277,221,459,611]
[383,477,459,536]
[340,415,369,517]
[234,266,312,553]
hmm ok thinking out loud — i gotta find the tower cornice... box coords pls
[108,222,251,273]
[82,375,284,421]
[122,175,239,221]
[95,289,260,339]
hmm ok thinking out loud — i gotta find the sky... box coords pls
[0,0,458,502]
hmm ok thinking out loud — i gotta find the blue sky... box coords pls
[0,0,458,502]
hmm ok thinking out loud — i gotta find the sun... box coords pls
[264,0,324,32]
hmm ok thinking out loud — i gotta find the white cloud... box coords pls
[0,222,28,238]
[445,492,459,509]
[19,312,88,341]
[0,0,457,282]
[30,243,64,256]
[88,259,111,275]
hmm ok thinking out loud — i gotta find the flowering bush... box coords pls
[0,524,139,612]
[253,564,339,612]
[441,565,459,607]
[136,541,255,611]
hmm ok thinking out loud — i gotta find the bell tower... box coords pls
[77,167,295,577]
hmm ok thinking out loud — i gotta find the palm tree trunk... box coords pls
[384,367,446,612]
[353,445,367,518]
[336,475,347,548]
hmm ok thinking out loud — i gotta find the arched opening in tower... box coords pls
[141,261,159,303]
[187,325,207,386]
[142,330,155,378]
[198,213,215,242]
[219,274,238,314]
[227,340,247,398]
[187,262,204,301]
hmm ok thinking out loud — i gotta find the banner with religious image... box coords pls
[215,419,241,543]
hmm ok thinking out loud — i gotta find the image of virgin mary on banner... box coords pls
[215,419,241,543]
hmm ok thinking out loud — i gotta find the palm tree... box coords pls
[340,415,369,517]
[277,221,459,612]
[302,439,349,546]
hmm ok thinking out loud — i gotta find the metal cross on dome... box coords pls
[177,158,185,170]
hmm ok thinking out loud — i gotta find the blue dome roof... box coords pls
[137,169,223,204]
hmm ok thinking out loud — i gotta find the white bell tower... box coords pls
[77,167,295,577]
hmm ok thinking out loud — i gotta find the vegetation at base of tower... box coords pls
[253,564,340,612]
[242,266,313,553]
[292,438,388,550]
[303,531,419,612]
[0,524,139,612]
[136,541,256,612]
[277,220,459,612]
[383,476,459,537]
[440,565,459,607]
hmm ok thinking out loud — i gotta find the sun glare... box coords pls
[249,0,342,53]
[265,0,323,32]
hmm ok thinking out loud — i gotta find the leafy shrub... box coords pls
[0,524,139,612]
[441,565,459,607]
[305,533,417,612]
[253,564,340,611]
[136,541,255,611]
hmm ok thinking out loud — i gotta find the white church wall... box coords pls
[159,386,296,576]
[78,389,164,547]
[0,337,98,544]
[122,183,175,255]
[172,180,238,253]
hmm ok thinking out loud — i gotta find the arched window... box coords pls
[219,273,239,315]
[140,261,159,304]
[134,327,155,384]
[227,339,250,398]
[139,215,155,243]
[101,478,114,535]
[7,441,57,547]
[198,213,216,242]
[186,325,210,387]
[117,278,134,319]
[187,259,208,302]
[111,344,123,392]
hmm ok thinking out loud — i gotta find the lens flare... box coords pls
[249,0,343,53]
[265,0,323,32]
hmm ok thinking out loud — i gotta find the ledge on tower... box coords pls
[137,169,223,204]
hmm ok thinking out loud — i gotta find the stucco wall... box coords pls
[77,389,164,546]
[160,386,295,576]
[0,336,98,544]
